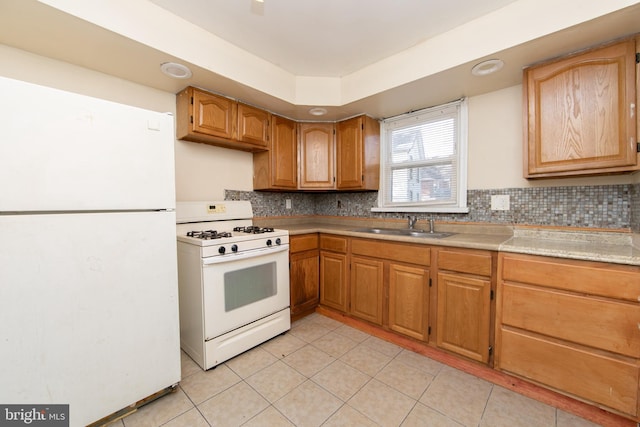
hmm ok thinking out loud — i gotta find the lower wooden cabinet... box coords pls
[289,234,319,317]
[351,238,431,333]
[436,272,491,362]
[436,248,494,363]
[495,252,640,418]
[305,232,640,421]
[388,263,429,341]
[319,235,349,312]
[350,256,384,325]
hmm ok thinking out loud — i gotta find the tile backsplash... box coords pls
[632,183,640,232]
[227,183,640,232]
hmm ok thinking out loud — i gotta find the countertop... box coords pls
[257,219,640,266]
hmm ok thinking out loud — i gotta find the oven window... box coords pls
[224,261,277,311]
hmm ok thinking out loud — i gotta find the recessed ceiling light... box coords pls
[471,59,504,76]
[160,62,192,79]
[309,107,328,116]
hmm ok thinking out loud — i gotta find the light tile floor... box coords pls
[111,313,605,427]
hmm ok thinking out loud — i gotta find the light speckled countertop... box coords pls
[256,218,640,266]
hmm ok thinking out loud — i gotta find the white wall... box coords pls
[0,45,253,201]
[467,85,636,190]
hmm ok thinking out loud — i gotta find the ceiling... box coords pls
[147,0,518,77]
[1,1,640,121]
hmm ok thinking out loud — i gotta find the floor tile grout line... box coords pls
[168,315,607,427]
[476,382,496,427]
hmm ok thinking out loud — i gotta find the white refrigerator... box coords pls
[0,76,181,426]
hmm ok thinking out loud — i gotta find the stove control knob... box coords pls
[266,239,272,247]
[218,246,226,254]
[231,244,238,253]
[275,238,282,245]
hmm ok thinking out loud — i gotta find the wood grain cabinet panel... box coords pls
[501,282,640,358]
[350,256,384,325]
[437,272,491,363]
[435,248,494,364]
[320,251,348,312]
[500,253,640,302]
[298,123,335,189]
[499,328,639,416]
[351,238,430,266]
[237,103,269,149]
[289,234,319,317]
[389,263,429,340]
[336,115,380,190]
[253,115,297,190]
[188,87,235,139]
[524,36,638,177]
[320,234,348,253]
[496,252,640,418]
[176,86,269,152]
[319,235,349,313]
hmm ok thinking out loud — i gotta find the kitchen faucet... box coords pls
[407,215,417,229]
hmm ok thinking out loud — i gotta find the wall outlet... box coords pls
[491,195,510,211]
[285,199,292,209]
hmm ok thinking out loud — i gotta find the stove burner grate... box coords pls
[187,230,232,240]
[233,226,275,234]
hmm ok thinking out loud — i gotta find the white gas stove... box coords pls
[175,201,291,370]
[176,201,289,250]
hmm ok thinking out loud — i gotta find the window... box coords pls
[374,99,468,213]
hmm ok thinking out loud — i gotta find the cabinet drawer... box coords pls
[290,234,318,253]
[351,239,430,266]
[501,283,640,358]
[320,234,348,253]
[498,328,639,416]
[500,253,640,302]
[438,249,492,276]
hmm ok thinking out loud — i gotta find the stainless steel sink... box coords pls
[351,227,455,239]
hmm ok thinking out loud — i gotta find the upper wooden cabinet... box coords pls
[176,86,269,152]
[237,102,269,149]
[298,122,336,190]
[336,115,380,190]
[524,36,639,178]
[298,115,380,191]
[177,86,381,190]
[253,115,297,190]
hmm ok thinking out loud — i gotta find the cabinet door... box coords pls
[320,251,347,312]
[336,116,363,189]
[272,116,297,188]
[254,115,297,189]
[524,38,638,177]
[350,256,384,325]
[388,263,429,341]
[237,103,269,149]
[290,249,319,317]
[498,329,639,416]
[436,272,491,363]
[299,123,335,189]
[192,88,235,139]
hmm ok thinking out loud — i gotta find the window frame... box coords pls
[372,98,469,213]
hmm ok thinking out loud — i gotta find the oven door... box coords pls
[201,244,290,340]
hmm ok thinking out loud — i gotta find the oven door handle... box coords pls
[201,244,289,266]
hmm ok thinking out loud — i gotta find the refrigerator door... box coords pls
[0,76,175,212]
[0,212,180,427]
